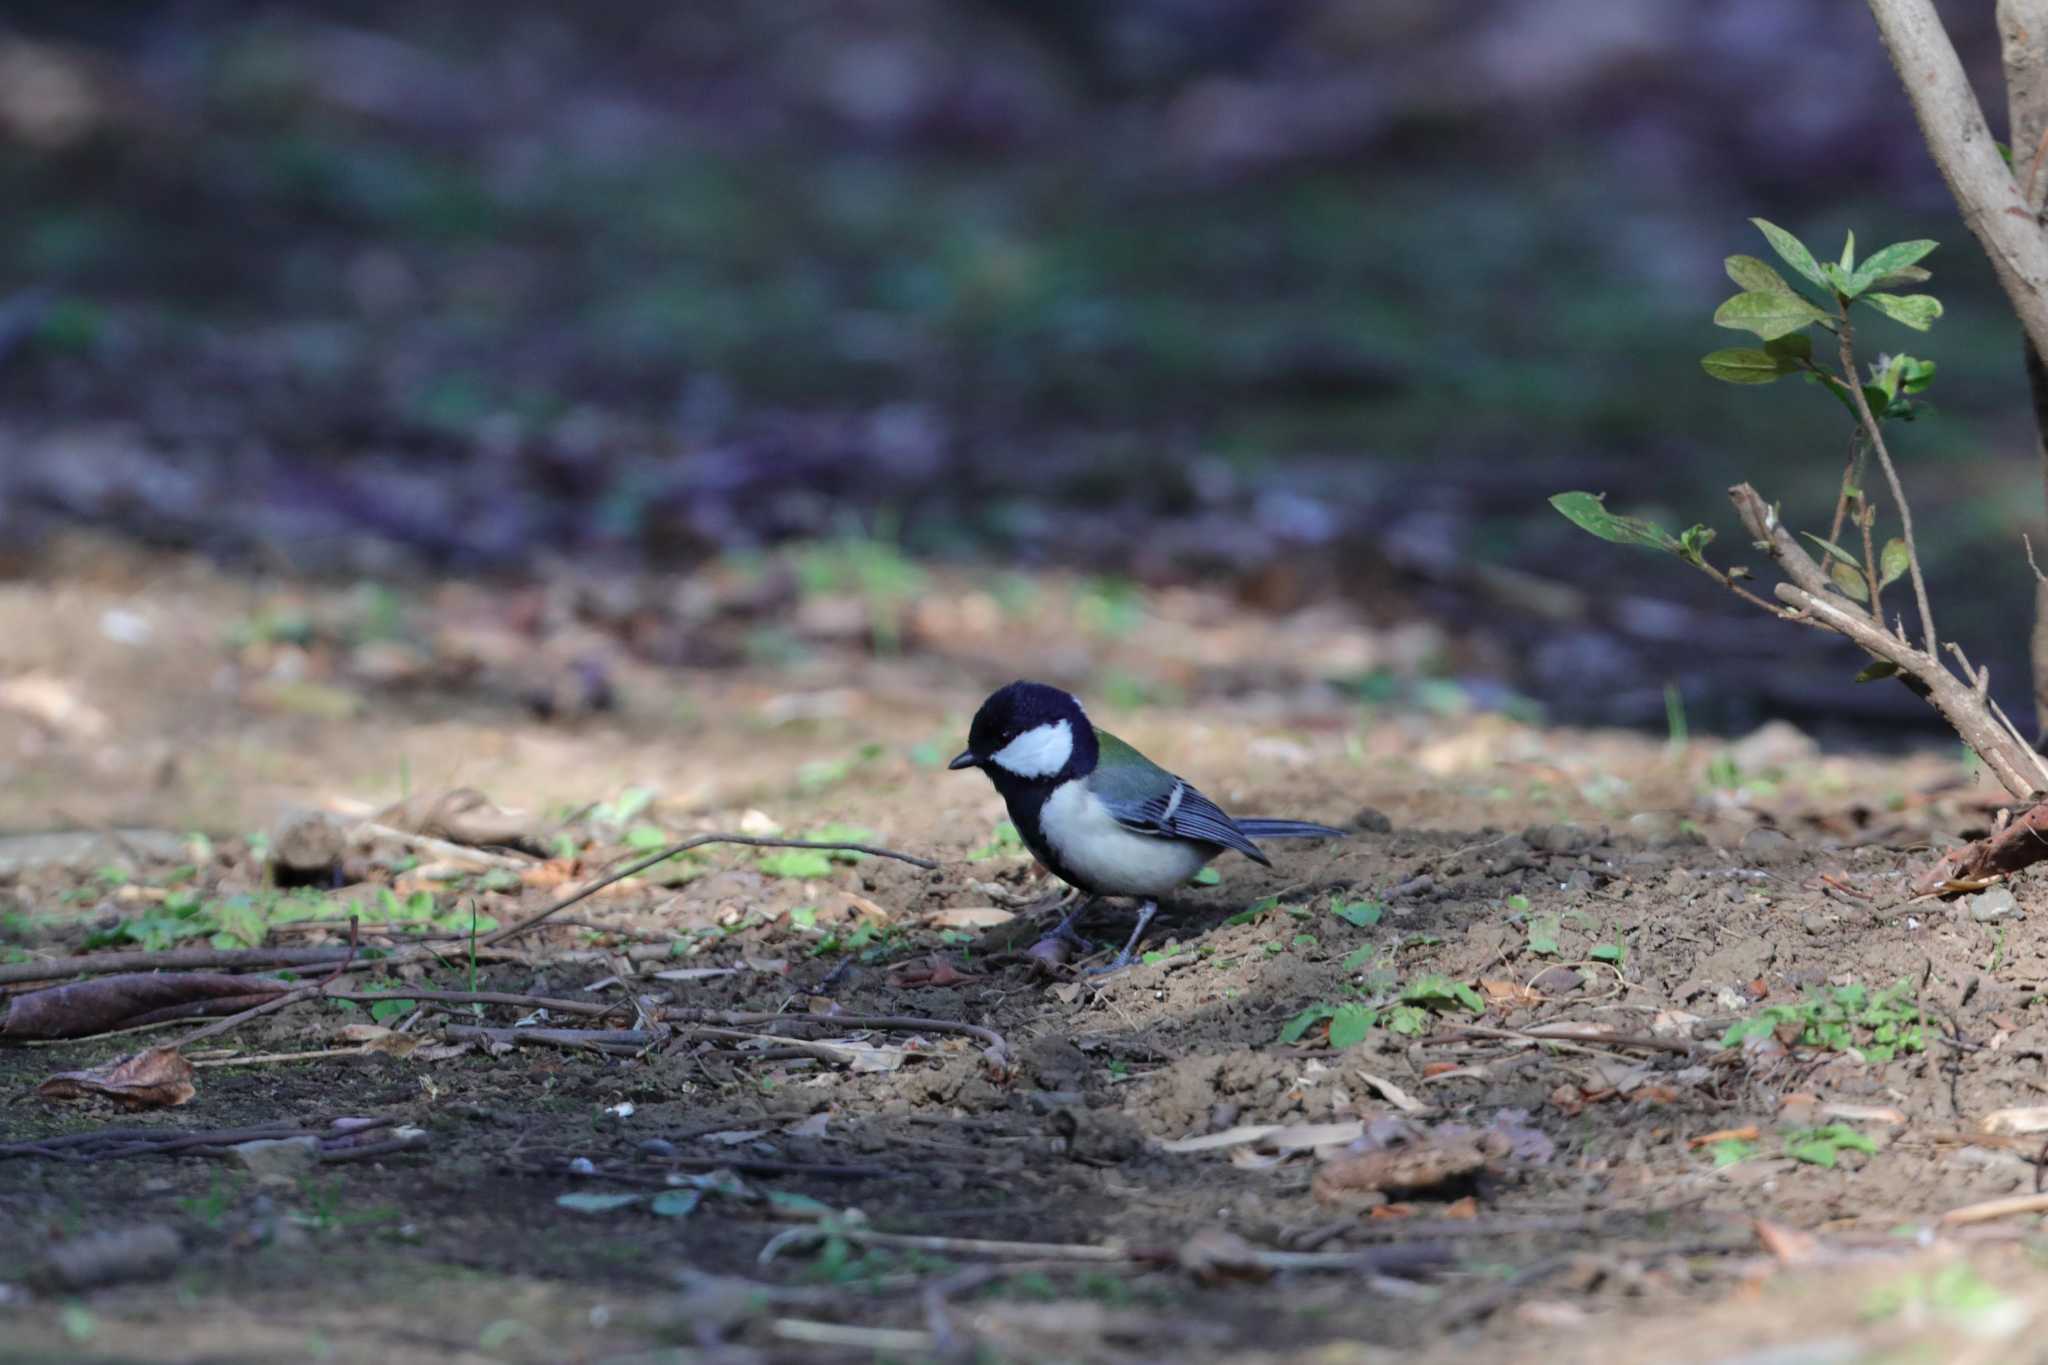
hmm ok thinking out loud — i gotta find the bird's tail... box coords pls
[1237,818,1348,841]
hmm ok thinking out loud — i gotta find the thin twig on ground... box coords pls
[478,835,938,949]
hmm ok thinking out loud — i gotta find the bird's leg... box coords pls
[1045,894,1095,949]
[1084,900,1157,977]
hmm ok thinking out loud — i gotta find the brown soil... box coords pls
[5,552,2048,1364]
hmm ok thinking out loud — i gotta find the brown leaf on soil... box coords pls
[840,892,893,924]
[3,973,288,1040]
[1478,978,1544,1007]
[1980,1105,2048,1136]
[1912,801,2048,895]
[1549,1083,1585,1116]
[1752,1218,1819,1266]
[887,955,978,988]
[1687,1124,1761,1149]
[520,858,579,889]
[1311,1134,1492,1205]
[921,906,1017,929]
[38,1046,196,1108]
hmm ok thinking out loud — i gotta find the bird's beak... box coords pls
[947,750,979,771]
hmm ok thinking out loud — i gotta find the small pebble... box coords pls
[638,1139,677,1159]
[1965,886,2020,922]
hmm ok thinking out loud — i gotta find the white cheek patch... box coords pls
[990,719,1073,778]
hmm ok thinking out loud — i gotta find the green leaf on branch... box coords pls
[1848,240,1936,296]
[1751,218,1831,291]
[1898,356,1936,393]
[1725,255,1800,297]
[1854,659,1901,684]
[1677,524,1716,566]
[1714,290,1832,341]
[1700,348,1787,384]
[1763,333,1812,363]
[1830,561,1869,601]
[1838,230,1855,273]
[1548,492,1680,553]
[1801,533,1860,569]
[1879,538,1909,590]
[1868,265,1931,290]
[1862,292,1943,331]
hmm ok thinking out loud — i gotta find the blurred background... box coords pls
[0,0,2032,745]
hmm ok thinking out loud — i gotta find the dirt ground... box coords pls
[8,549,2048,1364]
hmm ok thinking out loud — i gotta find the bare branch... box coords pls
[1729,482,2048,799]
[1869,0,2048,362]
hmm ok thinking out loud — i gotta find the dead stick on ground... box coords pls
[478,835,939,949]
[1939,1191,2048,1226]
[327,988,625,1019]
[659,1009,1010,1067]
[1435,1023,1698,1056]
[443,1024,654,1054]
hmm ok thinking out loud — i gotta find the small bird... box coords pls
[948,680,1346,971]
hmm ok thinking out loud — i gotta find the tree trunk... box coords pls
[2004,0,2048,741]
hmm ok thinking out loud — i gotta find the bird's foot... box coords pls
[1081,900,1156,978]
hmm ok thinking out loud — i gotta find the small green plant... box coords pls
[1783,1123,1879,1168]
[1277,972,1483,1049]
[1225,895,1280,927]
[1330,898,1382,927]
[1551,217,2048,803]
[1722,979,1926,1063]
[1708,1138,1756,1168]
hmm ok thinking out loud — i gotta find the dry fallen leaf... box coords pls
[1752,1218,1820,1266]
[1311,1134,1494,1205]
[1818,1102,1906,1126]
[841,892,893,924]
[1477,978,1543,1008]
[1354,1070,1427,1114]
[922,907,1017,929]
[887,956,977,988]
[520,858,579,889]
[39,1046,196,1109]
[1981,1105,2048,1136]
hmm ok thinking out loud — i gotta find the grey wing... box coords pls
[1093,777,1272,867]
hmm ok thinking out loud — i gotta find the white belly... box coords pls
[1039,781,1214,896]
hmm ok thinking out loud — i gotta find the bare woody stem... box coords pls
[1729,483,2048,798]
[1834,318,1937,653]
